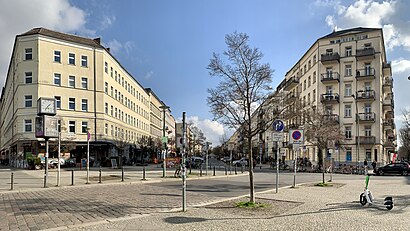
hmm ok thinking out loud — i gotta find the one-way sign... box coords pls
[273,120,284,132]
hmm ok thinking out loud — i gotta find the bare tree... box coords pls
[207,32,273,203]
[303,106,346,183]
[399,109,410,160]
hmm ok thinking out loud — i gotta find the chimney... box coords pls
[93,38,101,44]
[106,48,110,52]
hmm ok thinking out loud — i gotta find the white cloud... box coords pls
[0,0,92,88]
[105,39,135,56]
[186,116,233,146]
[391,58,410,74]
[100,15,116,30]
[144,71,154,79]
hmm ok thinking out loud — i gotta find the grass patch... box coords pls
[314,182,332,187]
[235,201,269,209]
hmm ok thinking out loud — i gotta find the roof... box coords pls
[19,27,104,49]
[319,27,381,40]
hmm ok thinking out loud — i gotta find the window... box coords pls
[24,119,32,132]
[345,84,352,97]
[346,148,352,161]
[81,121,88,133]
[69,121,75,133]
[110,105,113,116]
[111,86,113,97]
[54,73,61,86]
[105,103,108,114]
[57,120,61,132]
[308,60,311,69]
[81,77,88,89]
[313,71,316,83]
[110,67,113,77]
[81,99,88,111]
[326,48,333,55]
[111,125,114,136]
[313,55,316,63]
[55,96,61,109]
[105,123,108,135]
[345,47,352,57]
[308,76,311,87]
[115,71,117,81]
[115,108,118,118]
[105,62,108,73]
[345,65,352,76]
[115,89,118,100]
[364,43,372,48]
[68,53,75,65]
[25,48,33,60]
[365,126,372,136]
[365,63,372,75]
[304,65,307,73]
[54,51,61,63]
[313,89,316,102]
[25,72,32,84]
[326,67,333,78]
[105,82,108,94]
[81,55,88,67]
[307,93,311,105]
[25,95,32,107]
[69,76,75,88]
[345,126,352,139]
[303,80,306,90]
[69,98,75,110]
[122,77,124,87]
[344,104,352,117]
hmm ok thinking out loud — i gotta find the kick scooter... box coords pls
[359,174,393,210]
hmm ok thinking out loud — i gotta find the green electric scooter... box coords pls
[359,174,393,210]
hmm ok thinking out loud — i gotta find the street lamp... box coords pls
[352,94,360,166]
[160,105,170,178]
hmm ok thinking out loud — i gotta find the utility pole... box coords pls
[86,129,90,184]
[182,112,187,212]
[160,105,170,178]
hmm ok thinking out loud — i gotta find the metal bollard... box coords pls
[121,166,124,182]
[225,166,227,175]
[235,166,237,175]
[213,166,216,176]
[200,166,202,177]
[241,166,244,173]
[142,166,146,181]
[10,172,14,191]
[99,167,102,183]
[71,170,74,186]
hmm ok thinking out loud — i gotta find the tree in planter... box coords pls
[207,32,273,203]
[303,106,346,184]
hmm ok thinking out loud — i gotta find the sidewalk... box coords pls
[68,176,410,231]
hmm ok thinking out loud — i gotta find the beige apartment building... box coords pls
[0,28,173,167]
[228,27,396,165]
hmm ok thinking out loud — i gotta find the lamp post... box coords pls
[352,94,360,166]
[160,105,170,178]
[86,128,90,184]
[205,142,212,175]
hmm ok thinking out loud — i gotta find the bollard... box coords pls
[200,166,202,177]
[213,166,216,176]
[10,172,14,191]
[241,166,244,173]
[99,167,102,183]
[71,170,74,186]
[225,166,227,175]
[235,166,237,175]
[142,166,146,181]
[121,166,124,182]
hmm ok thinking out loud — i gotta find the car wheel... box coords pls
[360,193,367,206]
[403,171,408,176]
[378,170,384,176]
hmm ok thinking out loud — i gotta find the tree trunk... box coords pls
[248,139,255,203]
[322,149,325,184]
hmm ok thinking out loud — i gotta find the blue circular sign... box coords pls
[292,131,302,140]
[273,120,284,132]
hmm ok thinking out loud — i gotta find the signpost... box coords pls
[289,129,304,187]
[272,120,284,193]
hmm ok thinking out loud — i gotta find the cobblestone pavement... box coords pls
[0,180,222,231]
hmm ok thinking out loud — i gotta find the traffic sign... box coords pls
[289,129,304,144]
[273,120,285,132]
[272,132,284,142]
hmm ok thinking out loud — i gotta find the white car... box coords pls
[233,158,248,166]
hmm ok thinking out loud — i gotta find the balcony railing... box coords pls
[383,119,395,130]
[356,68,375,79]
[355,90,376,101]
[320,93,339,103]
[356,136,376,145]
[323,114,339,123]
[357,112,376,122]
[356,47,375,59]
[321,72,340,82]
[321,52,340,63]
[285,92,299,103]
[283,76,299,91]
[383,98,394,111]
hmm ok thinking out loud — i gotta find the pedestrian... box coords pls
[363,159,368,175]
[372,160,376,170]
[174,159,181,177]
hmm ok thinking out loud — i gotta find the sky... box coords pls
[0,0,410,146]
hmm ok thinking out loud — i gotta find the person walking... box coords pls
[363,159,368,175]
[371,160,377,173]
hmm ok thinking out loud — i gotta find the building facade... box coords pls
[0,28,173,167]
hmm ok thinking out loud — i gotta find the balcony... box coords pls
[283,76,299,91]
[356,68,375,80]
[356,47,375,60]
[285,92,299,104]
[357,112,376,123]
[321,72,340,83]
[321,52,340,64]
[383,119,395,131]
[383,62,392,77]
[355,90,376,101]
[383,139,396,148]
[323,114,339,124]
[356,136,376,145]
[383,97,394,112]
[383,77,393,93]
[320,93,339,104]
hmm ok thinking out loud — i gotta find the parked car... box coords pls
[233,157,248,167]
[187,157,204,168]
[375,162,410,176]
[220,156,231,163]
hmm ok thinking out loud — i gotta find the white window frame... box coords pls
[345,126,352,139]
[345,104,352,118]
[81,77,88,89]
[25,95,32,108]
[69,98,75,110]
[81,99,88,111]
[25,72,32,84]
[24,119,32,132]
[25,48,33,60]
[54,73,61,86]
[69,76,75,88]
[345,65,352,76]
[69,121,76,133]
[105,82,108,94]
[345,84,352,97]
[54,50,61,63]
[68,53,75,65]
[81,55,88,67]
[55,96,61,109]
[81,121,88,133]
[105,62,108,73]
